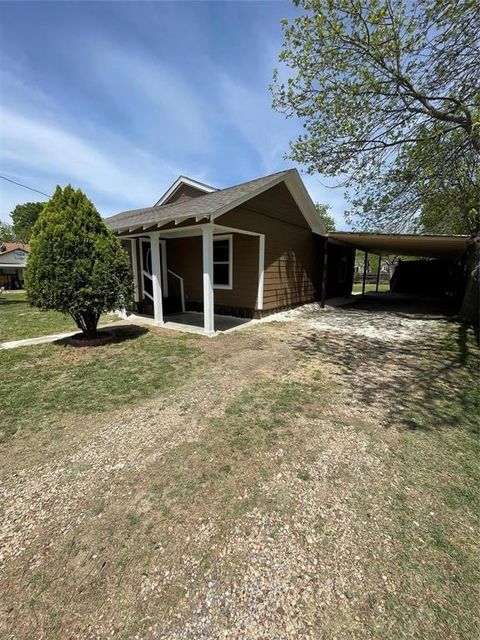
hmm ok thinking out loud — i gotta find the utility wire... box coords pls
[0,175,51,198]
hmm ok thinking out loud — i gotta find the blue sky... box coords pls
[0,0,348,227]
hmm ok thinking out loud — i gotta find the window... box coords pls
[213,235,232,289]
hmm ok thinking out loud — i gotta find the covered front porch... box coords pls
[119,222,265,336]
[123,310,255,336]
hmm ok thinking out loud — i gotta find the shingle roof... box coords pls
[105,170,292,231]
[0,242,30,254]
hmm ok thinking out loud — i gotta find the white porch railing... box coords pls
[167,269,186,312]
[142,269,154,302]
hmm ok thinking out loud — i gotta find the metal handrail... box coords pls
[167,269,186,312]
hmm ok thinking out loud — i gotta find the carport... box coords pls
[327,232,469,299]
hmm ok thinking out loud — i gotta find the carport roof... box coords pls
[329,232,469,259]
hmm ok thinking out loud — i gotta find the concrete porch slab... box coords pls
[123,311,256,336]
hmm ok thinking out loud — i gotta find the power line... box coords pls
[0,175,51,199]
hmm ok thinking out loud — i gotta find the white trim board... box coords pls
[155,176,217,206]
[212,234,233,290]
[211,169,326,236]
[115,170,326,238]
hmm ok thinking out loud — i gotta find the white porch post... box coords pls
[202,225,215,335]
[257,234,265,312]
[130,238,140,303]
[149,232,164,326]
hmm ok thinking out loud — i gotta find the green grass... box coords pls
[1,308,478,638]
[0,290,118,342]
[352,282,390,293]
[0,325,201,442]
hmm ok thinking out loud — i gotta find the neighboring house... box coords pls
[0,242,30,289]
[105,169,354,335]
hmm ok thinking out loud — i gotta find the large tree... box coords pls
[315,202,336,231]
[26,185,132,338]
[11,201,46,242]
[0,222,18,243]
[271,0,479,232]
[272,0,479,327]
[347,127,479,233]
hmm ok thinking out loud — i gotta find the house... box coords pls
[105,169,354,335]
[0,242,30,289]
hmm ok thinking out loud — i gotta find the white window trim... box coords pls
[213,234,233,290]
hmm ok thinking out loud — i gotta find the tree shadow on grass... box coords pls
[0,299,28,306]
[56,324,149,348]
[290,319,479,434]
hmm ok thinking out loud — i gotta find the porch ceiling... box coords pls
[329,232,469,259]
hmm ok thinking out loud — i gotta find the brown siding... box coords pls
[166,236,203,302]
[163,184,209,205]
[157,181,324,317]
[218,183,323,312]
[166,234,259,313]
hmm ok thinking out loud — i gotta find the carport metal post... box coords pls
[375,256,382,292]
[320,236,328,308]
[362,251,368,296]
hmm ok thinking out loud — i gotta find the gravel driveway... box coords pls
[1,297,477,640]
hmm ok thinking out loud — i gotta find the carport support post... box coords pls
[362,251,368,296]
[149,232,164,326]
[376,256,382,292]
[202,225,215,336]
[320,236,328,308]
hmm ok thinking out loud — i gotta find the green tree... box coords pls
[272,0,479,327]
[315,203,336,231]
[11,201,46,242]
[25,185,133,337]
[0,222,18,243]
[271,0,479,229]
[346,127,479,234]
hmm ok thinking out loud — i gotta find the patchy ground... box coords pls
[1,297,479,639]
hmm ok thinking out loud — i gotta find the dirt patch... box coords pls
[1,304,478,639]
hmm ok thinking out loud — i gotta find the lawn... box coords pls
[1,304,478,639]
[352,282,390,293]
[0,290,118,342]
[0,324,201,443]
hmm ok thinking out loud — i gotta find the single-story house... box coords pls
[105,170,470,335]
[0,242,30,289]
[105,169,353,335]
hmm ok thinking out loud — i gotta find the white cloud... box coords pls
[216,71,297,172]
[0,108,180,211]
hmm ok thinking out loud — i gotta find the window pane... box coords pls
[213,239,229,263]
[214,263,229,286]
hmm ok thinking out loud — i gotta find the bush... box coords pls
[25,185,133,336]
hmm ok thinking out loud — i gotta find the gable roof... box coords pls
[155,176,217,206]
[0,242,30,254]
[105,169,325,235]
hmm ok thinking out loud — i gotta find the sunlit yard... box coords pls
[352,282,390,293]
[1,301,478,639]
[0,290,119,342]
